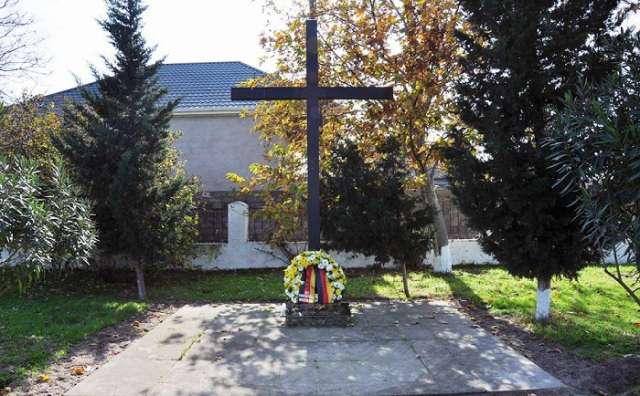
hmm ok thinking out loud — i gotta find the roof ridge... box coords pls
[161,60,263,70]
[46,80,97,98]
[45,61,265,97]
[163,60,240,65]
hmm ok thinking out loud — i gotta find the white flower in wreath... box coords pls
[326,264,333,271]
[333,281,345,290]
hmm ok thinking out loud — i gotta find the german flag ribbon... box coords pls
[298,266,333,304]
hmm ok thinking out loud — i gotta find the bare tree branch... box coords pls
[0,0,44,96]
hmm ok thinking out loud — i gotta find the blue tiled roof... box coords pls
[44,61,264,113]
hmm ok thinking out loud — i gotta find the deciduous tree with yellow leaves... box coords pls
[229,0,463,271]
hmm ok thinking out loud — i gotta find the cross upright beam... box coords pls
[305,17,321,250]
[231,17,394,251]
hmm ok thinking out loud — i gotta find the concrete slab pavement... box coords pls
[65,301,564,396]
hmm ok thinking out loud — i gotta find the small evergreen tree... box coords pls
[321,137,434,298]
[443,0,626,321]
[54,0,199,299]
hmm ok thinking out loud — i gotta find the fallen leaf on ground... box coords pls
[132,320,141,327]
[37,374,49,382]
[71,367,85,376]
[633,322,640,328]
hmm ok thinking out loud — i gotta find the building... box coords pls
[44,61,491,268]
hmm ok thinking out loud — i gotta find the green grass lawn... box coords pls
[0,292,145,387]
[1,265,638,387]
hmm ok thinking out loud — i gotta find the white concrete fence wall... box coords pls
[191,200,633,270]
[192,200,499,270]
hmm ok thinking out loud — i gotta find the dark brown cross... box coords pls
[231,9,394,251]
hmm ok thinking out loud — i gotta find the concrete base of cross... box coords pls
[285,302,352,327]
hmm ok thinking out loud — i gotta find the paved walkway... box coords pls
[66,301,564,395]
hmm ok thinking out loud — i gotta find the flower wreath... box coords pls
[284,251,347,304]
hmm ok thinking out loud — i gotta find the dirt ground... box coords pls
[4,299,640,396]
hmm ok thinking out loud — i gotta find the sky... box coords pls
[5,1,640,98]
[8,0,291,97]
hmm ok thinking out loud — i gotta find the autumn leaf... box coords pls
[71,367,85,376]
[37,374,49,383]
[634,322,640,328]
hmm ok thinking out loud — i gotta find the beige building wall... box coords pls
[170,113,263,191]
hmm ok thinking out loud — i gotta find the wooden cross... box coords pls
[231,6,394,251]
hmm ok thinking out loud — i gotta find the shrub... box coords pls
[547,32,640,307]
[0,156,97,292]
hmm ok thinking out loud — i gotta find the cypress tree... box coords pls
[321,137,434,298]
[54,0,199,299]
[443,0,626,321]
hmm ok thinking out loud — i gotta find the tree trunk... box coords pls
[422,179,451,273]
[535,276,551,323]
[133,261,147,301]
[604,247,640,308]
[401,262,411,299]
